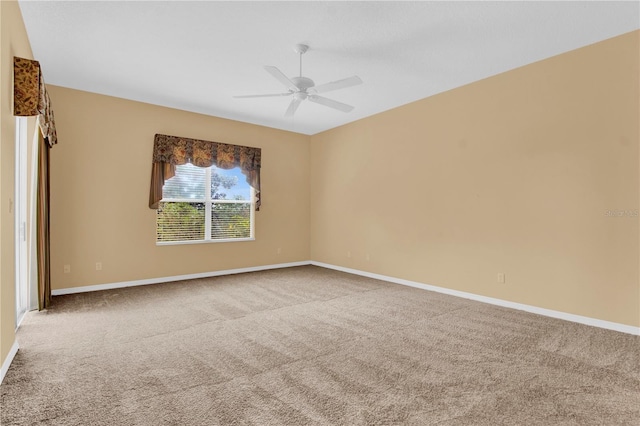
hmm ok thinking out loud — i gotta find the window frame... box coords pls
[156,166,255,246]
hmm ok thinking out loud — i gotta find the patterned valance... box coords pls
[149,134,261,210]
[13,57,57,147]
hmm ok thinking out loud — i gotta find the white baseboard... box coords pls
[310,261,640,336]
[51,261,311,296]
[50,259,639,336]
[1,341,19,385]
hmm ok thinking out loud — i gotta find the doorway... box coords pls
[15,117,28,327]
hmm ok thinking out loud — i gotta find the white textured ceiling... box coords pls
[18,1,640,135]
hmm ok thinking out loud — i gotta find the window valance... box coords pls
[149,133,261,210]
[13,57,57,147]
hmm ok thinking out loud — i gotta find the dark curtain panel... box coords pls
[148,162,176,209]
[148,134,261,210]
[36,130,51,310]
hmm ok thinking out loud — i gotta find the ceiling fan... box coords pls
[234,44,362,117]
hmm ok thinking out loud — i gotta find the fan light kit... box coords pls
[234,44,362,117]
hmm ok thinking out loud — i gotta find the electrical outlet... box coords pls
[63,264,70,274]
[366,253,370,261]
[347,251,351,258]
[277,247,282,255]
[497,273,505,284]
[96,262,102,271]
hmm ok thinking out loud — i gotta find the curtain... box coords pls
[36,130,51,309]
[14,56,57,309]
[13,57,57,147]
[149,134,261,210]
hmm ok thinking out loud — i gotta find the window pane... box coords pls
[163,164,206,199]
[211,166,251,201]
[211,202,251,239]
[157,202,205,242]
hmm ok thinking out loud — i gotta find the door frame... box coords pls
[15,116,28,328]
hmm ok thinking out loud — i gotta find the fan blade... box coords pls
[233,92,291,99]
[308,95,354,113]
[312,76,362,94]
[284,97,303,117]
[264,66,298,90]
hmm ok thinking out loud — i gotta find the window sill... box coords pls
[156,237,255,246]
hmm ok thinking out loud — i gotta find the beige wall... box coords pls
[0,0,37,370]
[310,31,640,327]
[48,86,310,289]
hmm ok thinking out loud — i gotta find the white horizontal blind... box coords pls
[211,202,251,240]
[157,202,205,242]
[162,165,206,199]
[156,163,254,243]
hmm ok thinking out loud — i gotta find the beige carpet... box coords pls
[1,265,639,425]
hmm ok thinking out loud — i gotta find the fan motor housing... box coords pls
[292,76,314,91]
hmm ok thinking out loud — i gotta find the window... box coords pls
[156,163,254,244]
